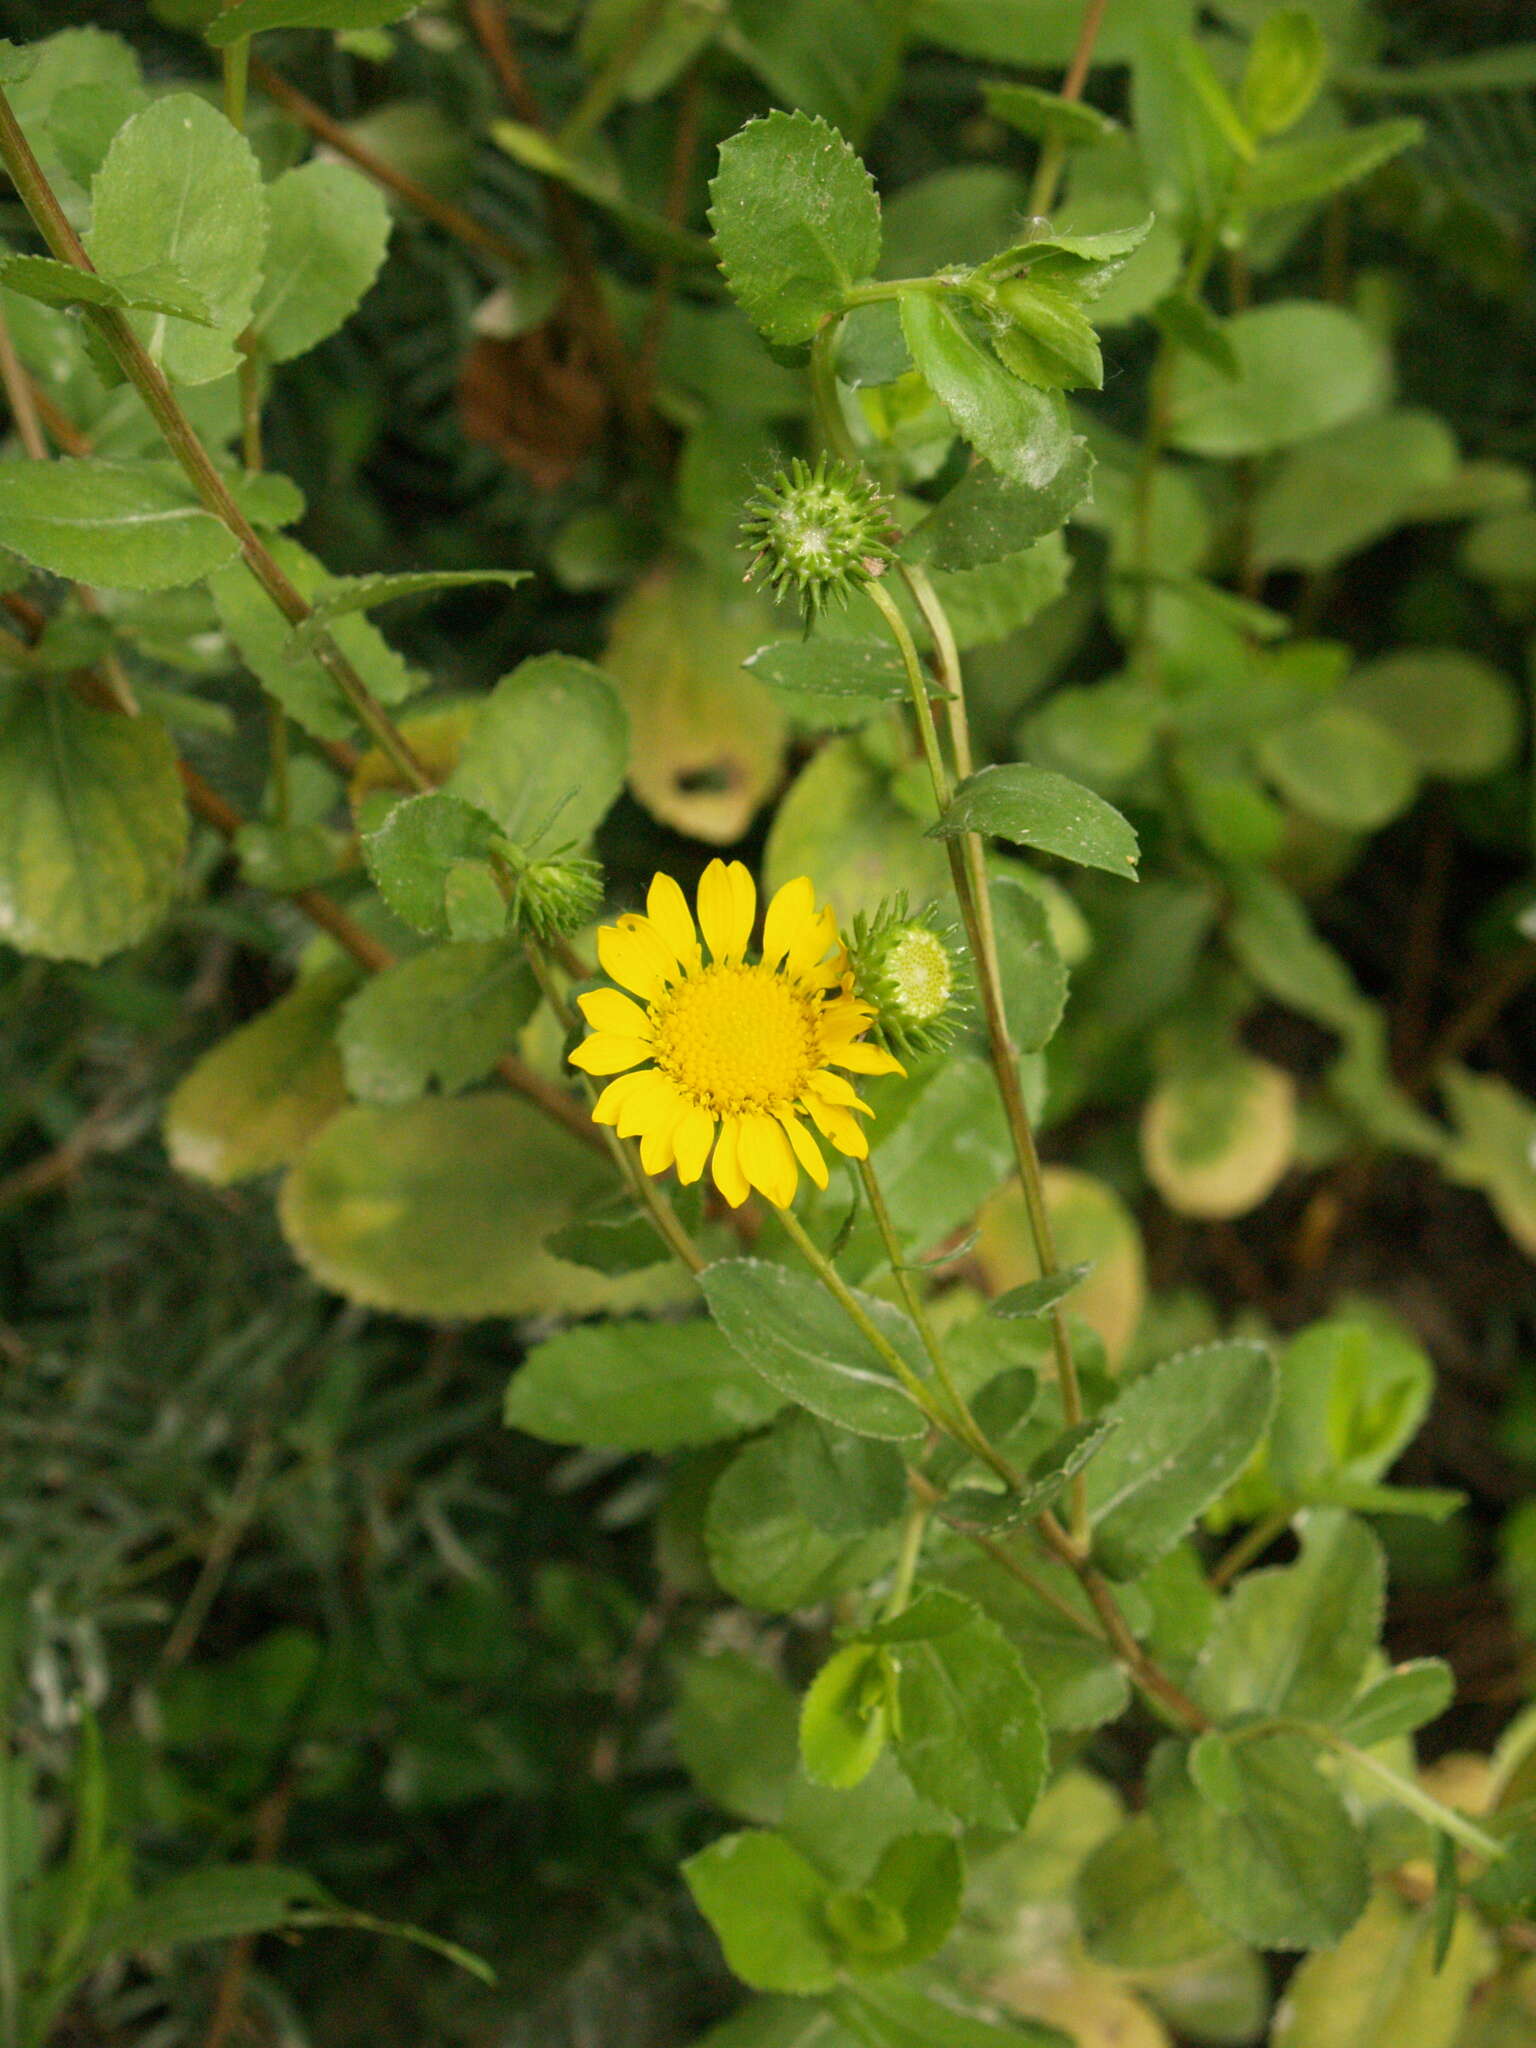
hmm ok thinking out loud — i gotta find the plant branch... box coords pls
[1026,0,1112,217]
[0,82,432,792]
[249,56,532,277]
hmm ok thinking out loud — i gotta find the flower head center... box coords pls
[652,963,821,1115]
[884,927,953,1024]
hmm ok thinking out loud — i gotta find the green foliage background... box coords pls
[3,1,1536,2044]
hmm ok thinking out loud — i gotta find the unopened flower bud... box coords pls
[495,840,604,942]
[741,455,898,622]
[848,896,965,1056]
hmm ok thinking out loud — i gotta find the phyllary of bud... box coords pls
[498,843,604,942]
[741,455,898,621]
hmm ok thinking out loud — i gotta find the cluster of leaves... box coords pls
[3,1,1536,2045]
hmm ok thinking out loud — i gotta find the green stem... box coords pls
[221,36,249,131]
[0,86,432,796]
[810,318,862,470]
[883,1494,932,1619]
[1317,1728,1507,1861]
[855,1155,1017,1485]
[774,1203,957,1441]
[1025,0,1111,218]
[1210,1508,1292,1590]
[872,569,1089,1534]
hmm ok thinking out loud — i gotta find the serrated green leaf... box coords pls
[930,763,1140,880]
[675,1653,800,1826]
[783,1411,908,1536]
[988,1264,1090,1319]
[210,536,416,739]
[801,1644,896,1790]
[206,0,418,43]
[683,1831,840,1993]
[1269,1315,1434,1500]
[336,941,537,1102]
[700,1259,926,1441]
[1248,117,1423,211]
[745,639,908,701]
[0,458,240,591]
[900,294,1077,491]
[982,80,1118,144]
[0,254,213,322]
[291,568,531,647]
[1338,1660,1454,1748]
[85,92,266,386]
[903,445,1094,573]
[990,871,1069,1052]
[887,1587,1048,1828]
[1195,1510,1384,1723]
[250,159,391,363]
[506,1318,782,1452]
[709,110,881,345]
[843,1833,963,1975]
[447,652,627,857]
[991,281,1103,392]
[362,792,501,939]
[706,1430,899,1611]
[0,691,187,962]
[1075,1813,1228,1969]
[1149,1731,1369,1950]
[1086,1343,1277,1579]
[165,965,353,1183]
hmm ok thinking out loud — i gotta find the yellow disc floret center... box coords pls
[652,964,821,1115]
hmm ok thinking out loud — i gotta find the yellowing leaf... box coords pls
[976,1167,1145,1368]
[1141,1054,1296,1219]
[603,561,788,844]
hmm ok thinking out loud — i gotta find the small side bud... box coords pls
[848,895,966,1056]
[495,839,604,942]
[741,455,898,623]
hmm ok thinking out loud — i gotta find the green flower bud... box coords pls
[494,839,604,942]
[741,455,898,621]
[848,895,966,1056]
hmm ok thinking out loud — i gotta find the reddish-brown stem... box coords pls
[464,0,660,452]
[249,56,531,277]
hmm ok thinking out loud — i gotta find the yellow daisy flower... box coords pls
[569,859,904,1209]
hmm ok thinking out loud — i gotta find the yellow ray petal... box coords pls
[598,919,676,1001]
[819,995,880,1045]
[778,1108,829,1190]
[805,1068,866,1110]
[645,871,702,970]
[569,1033,653,1076]
[577,988,655,1038]
[712,1115,750,1207]
[614,1070,684,1140]
[738,1112,799,1208]
[639,1087,689,1175]
[592,1069,658,1125]
[785,904,838,982]
[762,875,816,969]
[827,1040,905,1076]
[698,858,756,965]
[804,1095,869,1159]
[673,1104,717,1184]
